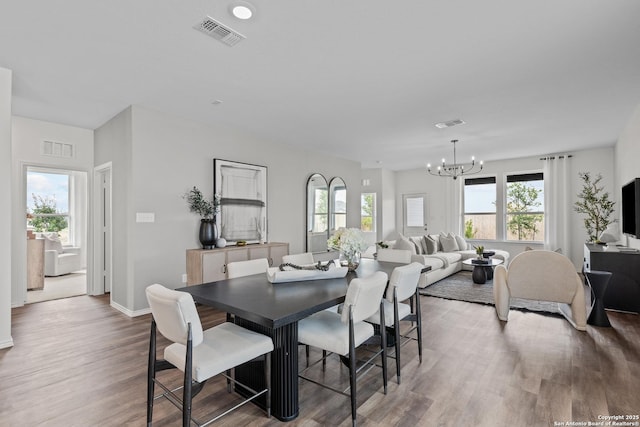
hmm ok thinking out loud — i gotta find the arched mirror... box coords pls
[306,173,329,253]
[329,177,347,233]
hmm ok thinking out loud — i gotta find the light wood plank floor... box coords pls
[1,294,639,426]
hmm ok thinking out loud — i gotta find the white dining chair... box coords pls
[145,284,274,426]
[365,262,423,384]
[376,248,412,263]
[298,271,389,427]
[227,258,269,278]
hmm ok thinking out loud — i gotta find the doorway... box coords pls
[25,166,88,303]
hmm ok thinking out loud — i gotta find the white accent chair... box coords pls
[40,233,82,276]
[298,271,389,427]
[281,252,315,265]
[145,284,274,426]
[493,250,587,331]
[227,258,269,278]
[376,248,412,264]
[365,262,424,384]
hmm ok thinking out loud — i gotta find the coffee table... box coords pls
[462,258,503,284]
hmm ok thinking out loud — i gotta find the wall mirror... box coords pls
[329,177,347,233]
[306,173,329,253]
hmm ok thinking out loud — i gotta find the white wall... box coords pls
[615,102,640,250]
[393,147,615,269]
[95,105,363,313]
[0,67,13,348]
[10,116,94,306]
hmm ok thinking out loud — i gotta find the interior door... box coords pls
[402,193,428,236]
[98,167,112,293]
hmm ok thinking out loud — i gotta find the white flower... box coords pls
[328,228,368,258]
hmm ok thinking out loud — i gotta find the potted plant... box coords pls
[184,186,221,249]
[474,245,485,259]
[574,172,615,243]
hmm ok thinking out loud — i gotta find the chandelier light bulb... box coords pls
[426,139,483,180]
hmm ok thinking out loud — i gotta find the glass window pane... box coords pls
[361,193,376,232]
[506,175,544,241]
[464,179,496,239]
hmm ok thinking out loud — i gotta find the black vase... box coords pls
[199,219,217,250]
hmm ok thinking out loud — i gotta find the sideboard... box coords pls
[186,242,289,285]
[583,243,640,313]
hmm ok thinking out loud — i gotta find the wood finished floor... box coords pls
[1,294,639,427]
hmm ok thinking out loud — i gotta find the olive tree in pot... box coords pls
[183,186,221,249]
[574,172,615,243]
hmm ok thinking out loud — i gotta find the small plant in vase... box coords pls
[183,186,221,249]
[475,245,485,259]
[328,228,368,272]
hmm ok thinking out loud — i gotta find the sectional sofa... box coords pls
[365,232,510,288]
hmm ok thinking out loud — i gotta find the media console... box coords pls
[583,243,640,313]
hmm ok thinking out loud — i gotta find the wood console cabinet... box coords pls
[186,242,289,285]
[583,243,640,313]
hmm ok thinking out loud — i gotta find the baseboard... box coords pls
[110,300,151,317]
[0,337,14,349]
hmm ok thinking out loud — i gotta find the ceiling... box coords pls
[2,0,640,171]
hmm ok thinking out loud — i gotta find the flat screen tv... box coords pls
[621,178,640,239]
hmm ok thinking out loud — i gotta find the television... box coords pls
[621,178,640,239]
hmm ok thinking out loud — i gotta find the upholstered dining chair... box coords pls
[298,271,389,427]
[227,258,269,278]
[281,252,315,265]
[376,248,412,264]
[365,262,423,384]
[145,284,274,426]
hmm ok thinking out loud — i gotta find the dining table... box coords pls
[177,257,430,421]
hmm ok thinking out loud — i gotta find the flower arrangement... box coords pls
[183,186,221,220]
[474,245,485,257]
[328,228,368,258]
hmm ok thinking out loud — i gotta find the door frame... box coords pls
[92,162,112,296]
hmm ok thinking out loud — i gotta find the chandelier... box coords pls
[427,139,483,180]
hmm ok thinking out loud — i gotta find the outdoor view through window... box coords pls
[26,170,71,245]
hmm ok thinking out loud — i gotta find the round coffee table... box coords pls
[462,258,503,284]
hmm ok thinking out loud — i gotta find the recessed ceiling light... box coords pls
[230,2,255,20]
[434,119,466,129]
[211,99,223,105]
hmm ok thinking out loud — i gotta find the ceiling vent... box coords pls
[434,119,466,129]
[193,16,246,47]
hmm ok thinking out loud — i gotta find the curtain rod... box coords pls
[539,154,573,160]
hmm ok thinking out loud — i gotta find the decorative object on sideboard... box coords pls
[574,172,615,243]
[426,139,483,180]
[215,237,227,248]
[214,159,267,245]
[183,186,221,249]
[328,227,368,272]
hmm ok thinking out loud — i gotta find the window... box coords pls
[361,193,376,232]
[26,170,72,244]
[464,177,496,240]
[312,187,328,233]
[506,173,544,241]
[331,184,347,231]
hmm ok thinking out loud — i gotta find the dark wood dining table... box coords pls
[177,258,430,421]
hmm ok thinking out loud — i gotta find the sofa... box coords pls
[366,232,510,288]
[40,233,83,276]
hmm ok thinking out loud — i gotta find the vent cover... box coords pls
[42,140,74,158]
[434,119,466,129]
[193,16,246,47]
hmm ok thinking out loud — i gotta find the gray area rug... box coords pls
[420,271,561,316]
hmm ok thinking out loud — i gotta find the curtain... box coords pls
[543,155,572,257]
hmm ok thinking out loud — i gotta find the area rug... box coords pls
[420,271,561,315]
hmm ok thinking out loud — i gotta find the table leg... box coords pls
[472,265,487,284]
[234,318,300,421]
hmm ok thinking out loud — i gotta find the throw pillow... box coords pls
[424,236,437,254]
[440,234,459,252]
[454,234,468,251]
[428,234,442,252]
[43,233,63,253]
[394,235,417,254]
[409,236,423,254]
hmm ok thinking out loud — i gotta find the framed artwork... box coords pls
[214,159,267,244]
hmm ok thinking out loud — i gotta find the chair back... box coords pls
[282,252,315,265]
[386,262,422,302]
[341,271,388,324]
[227,258,269,278]
[506,250,579,303]
[377,248,411,264]
[146,284,203,346]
